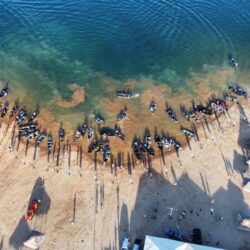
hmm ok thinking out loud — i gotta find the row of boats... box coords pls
[0,81,247,164]
[16,108,54,151]
[0,85,55,153]
[131,84,247,160]
[115,84,245,124]
[132,127,197,160]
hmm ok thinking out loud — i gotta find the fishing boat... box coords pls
[1,101,9,117]
[143,130,155,156]
[87,127,93,141]
[229,57,238,68]
[208,98,228,112]
[180,105,190,121]
[101,140,111,163]
[195,104,212,116]
[15,108,27,125]
[149,100,156,113]
[166,106,178,123]
[0,85,9,98]
[80,123,88,137]
[58,127,65,141]
[94,114,105,124]
[132,141,144,160]
[117,108,127,121]
[9,101,19,119]
[189,111,202,123]
[228,85,247,97]
[181,127,196,139]
[74,128,81,142]
[35,131,46,146]
[224,93,238,103]
[28,108,39,122]
[115,125,125,141]
[100,127,116,136]
[25,129,40,141]
[88,138,99,153]
[116,89,132,98]
[47,134,53,153]
[154,135,163,150]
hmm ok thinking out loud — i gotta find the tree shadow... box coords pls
[9,177,51,249]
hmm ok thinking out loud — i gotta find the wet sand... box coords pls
[0,65,239,162]
[56,83,85,108]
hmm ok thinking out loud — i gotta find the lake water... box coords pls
[0,0,249,147]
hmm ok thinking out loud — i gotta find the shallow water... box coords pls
[0,0,249,153]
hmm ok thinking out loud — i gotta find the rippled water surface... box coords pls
[0,0,250,128]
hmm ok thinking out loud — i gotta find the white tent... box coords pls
[144,236,224,250]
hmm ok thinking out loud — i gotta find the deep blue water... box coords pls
[0,0,249,111]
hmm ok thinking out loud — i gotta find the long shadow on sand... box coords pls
[115,168,250,250]
[9,177,51,249]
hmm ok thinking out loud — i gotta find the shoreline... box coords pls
[0,91,243,172]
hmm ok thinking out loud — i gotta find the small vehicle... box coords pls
[192,228,202,245]
[121,237,130,250]
[164,227,183,240]
[133,239,142,250]
[25,199,41,220]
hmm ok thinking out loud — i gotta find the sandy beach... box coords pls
[0,99,250,250]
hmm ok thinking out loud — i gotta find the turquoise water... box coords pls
[0,0,250,121]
